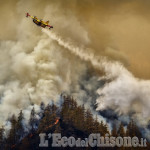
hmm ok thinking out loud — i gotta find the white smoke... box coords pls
[0,36,87,125]
[0,2,102,128]
[96,65,150,126]
[43,29,150,128]
[1,0,150,139]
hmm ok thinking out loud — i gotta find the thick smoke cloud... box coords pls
[0,0,150,139]
[0,0,103,126]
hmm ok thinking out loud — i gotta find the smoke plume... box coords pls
[1,0,150,139]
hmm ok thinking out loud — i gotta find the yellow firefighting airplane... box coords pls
[26,13,53,29]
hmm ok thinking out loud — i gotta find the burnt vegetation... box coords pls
[0,96,149,150]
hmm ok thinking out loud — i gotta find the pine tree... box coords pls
[7,115,17,149]
[39,102,45,118]
[29,107,36,133]
[74,105,85,130]
[80,104,86,130]
[38,104,58,132]
[93,115,100,133]
[38,105,51,132]
[61,96,70,124]
[111,124,117,137]
[118,123,125,137]
[85,109,94,133]
[0,126,5,150]
[68,97,77,125]
[54,122,62,133]
[103,123,109,135]
[126,120,142,138]
[40,102,45,111]
[16,110,25,140]
[48,104,57,126]
[96,118,109,136]
[51,103,58,114]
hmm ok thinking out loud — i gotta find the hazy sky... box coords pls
[1,1,150,136]
[1,0,150,79]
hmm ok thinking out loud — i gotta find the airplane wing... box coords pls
[42,22,48,26]
[42,21,49,26]
[44,21,53,28]
[42,21,53,28]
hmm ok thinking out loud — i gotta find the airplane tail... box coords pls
[26,13,30,17]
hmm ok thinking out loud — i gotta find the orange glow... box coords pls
[46,118,59,129]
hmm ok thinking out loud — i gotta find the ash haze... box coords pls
[0,0,150,138]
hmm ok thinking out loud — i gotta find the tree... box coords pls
[0,126,5,149]
[38,104,58,132]
[29,107,37,133]
[16,110,25,140]
[4,95,150,150]
[85,109,94,133]
[54,122,62,133]
[40,102,45,111]
[126,120,142,138]
[118,123,125,137]
[39,102,45,118]
[61,96,70,124]
[93,115,100,133]
[7,115,17,149]
[74,105,85,130]
[111,124,117,137]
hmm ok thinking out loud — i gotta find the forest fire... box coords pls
[29,133,33,138]
[5,96,150,149]
[1,0,150,149]
[45,118,60,129]
[11,144,16,149]
[11,119,60,148]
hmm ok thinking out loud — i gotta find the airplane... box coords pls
[26,13,53,29]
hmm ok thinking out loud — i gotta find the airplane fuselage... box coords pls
[33,19,46,28]
[26,13,53,29]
